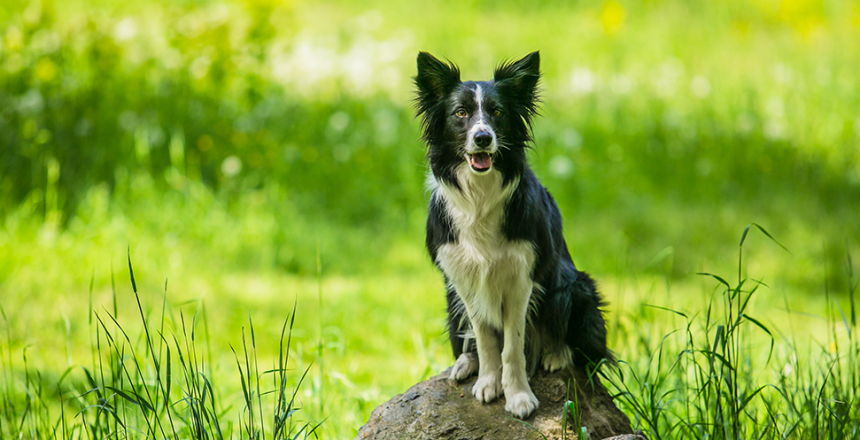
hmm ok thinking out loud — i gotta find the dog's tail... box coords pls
[559,269,614,368]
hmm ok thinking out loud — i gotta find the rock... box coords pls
[356,367,644,440]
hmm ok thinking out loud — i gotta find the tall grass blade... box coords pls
[697,272,731,290]
[127,247,137,294]
[740,223,790,254]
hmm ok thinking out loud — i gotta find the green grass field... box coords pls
[2,0,860,438]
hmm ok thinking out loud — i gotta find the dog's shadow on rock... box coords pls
[356,367,647,440]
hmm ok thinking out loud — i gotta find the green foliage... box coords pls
[3,0,860,438]
[2,0,858,277]
[604,227,860,439]
[0,0,423,228]
[0,256,321,439]
[2,223,858,438]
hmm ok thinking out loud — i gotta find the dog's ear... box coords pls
[494,51,541,119]
[494,51,540,91]
[415,52,461,100]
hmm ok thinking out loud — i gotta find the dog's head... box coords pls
[415,52,541,184]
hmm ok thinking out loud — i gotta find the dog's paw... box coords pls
[541,346,573,372]
[504,389,539,419]
[472,373,502,403]
[449,352,479,384]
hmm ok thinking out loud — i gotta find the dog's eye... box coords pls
[493,109,501,117]
[456,109,467,118]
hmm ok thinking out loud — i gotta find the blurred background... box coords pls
[1,0,859,437]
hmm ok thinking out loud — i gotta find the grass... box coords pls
[0,184,454,438]
[3,0,859,267]
[2,188,859,438]
[603,226,860,439]
[562,378,587,440]
[2,0,860,438]
[1,251,322,439]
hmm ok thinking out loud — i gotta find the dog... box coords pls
[414,51,611,419]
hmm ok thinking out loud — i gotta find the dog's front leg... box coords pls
[501,287,539,418]
[471,318,503,403]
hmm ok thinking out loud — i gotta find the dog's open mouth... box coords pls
[467,152,493,172]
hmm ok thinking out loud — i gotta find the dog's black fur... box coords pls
[415,51,610,418]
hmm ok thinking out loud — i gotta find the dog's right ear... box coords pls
[415,52,461,100]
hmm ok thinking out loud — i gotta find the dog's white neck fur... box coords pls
[436,165,515,228]
[431,165,531,328]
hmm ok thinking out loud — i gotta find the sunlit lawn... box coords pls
[1,180,855,437]
[2,0,860,437]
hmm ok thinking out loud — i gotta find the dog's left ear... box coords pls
[494,52,540,120]
[494,51,540,96]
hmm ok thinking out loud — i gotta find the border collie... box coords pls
[414,51,611,419]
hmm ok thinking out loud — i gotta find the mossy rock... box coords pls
[357,366,646,440]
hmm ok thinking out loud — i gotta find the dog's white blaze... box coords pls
[474,84,484,125]
[466,84,497,155]
[433,165,537,415]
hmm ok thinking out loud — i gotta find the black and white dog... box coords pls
[415,51,611,419]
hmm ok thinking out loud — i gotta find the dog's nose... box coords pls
[474,132,493,148]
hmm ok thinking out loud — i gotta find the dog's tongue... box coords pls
[469,153,492,171]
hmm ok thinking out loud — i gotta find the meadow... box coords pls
[1,0,860,438]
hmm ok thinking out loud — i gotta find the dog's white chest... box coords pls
[437,237,535,324]
[432,169,535,329]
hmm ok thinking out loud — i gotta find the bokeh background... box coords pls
[2,0,859,437]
